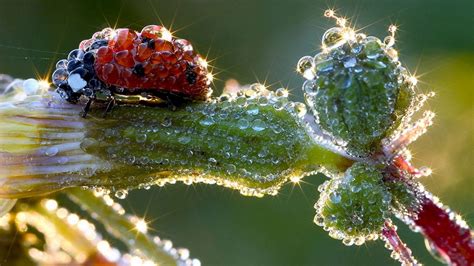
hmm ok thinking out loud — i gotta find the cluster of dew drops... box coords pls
[106,82,310,199]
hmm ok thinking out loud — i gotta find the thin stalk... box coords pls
[67,188,178,265]
[381,220,419,265]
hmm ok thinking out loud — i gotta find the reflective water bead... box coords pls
[386,48,399,61]
[22,78,40,95]
[322,27,346,49]
[294,102,307,117]
[275,88,289,98]
[330,192,341,203]
[297,56,315,80]
[315,59,334,73]
[114,189,128,199]
[237,118,250,129]
[342,57,357,68]
[56,59,68,69]
[246,104,260,115]
[135,133,147,143]
[44,146,59,157]
[178,136,191,144]
[52,68,69,86]
[362,37,383,59]
[161,117,172,127]
[249,83,266,94]
[252,119,266,131]
[303,80,317,94]
[67,49,85,61]
[384,36,395,47]
[200,116,215,126]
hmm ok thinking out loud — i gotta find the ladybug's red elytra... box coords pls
[51,25,212,116]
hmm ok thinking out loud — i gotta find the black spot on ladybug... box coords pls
[147,39,156,50]
[133,64,145,77]
[185,64,197,84]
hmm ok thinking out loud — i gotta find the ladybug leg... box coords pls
[103,96,116,117]
[81,98,93,118]
[165,95,177,111]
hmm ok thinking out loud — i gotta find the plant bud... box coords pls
[314,162,391,245]
[299,25,415,156]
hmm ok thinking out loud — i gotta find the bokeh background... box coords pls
[0,0,472,265]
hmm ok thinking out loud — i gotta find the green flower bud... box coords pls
[314,162,391,245]
[299,26,415,156]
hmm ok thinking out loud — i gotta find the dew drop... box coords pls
[135,133,147,143]
[294,102,307,117]
[383,36,395,47]
[161,117,172,127]
[314,215,325,226]
[200,116,215,126]
[225,164,236,174]
[258,148,269,158]
[342,57,357,68]
[45,146,59,157]
[322,27,345,49]
[275,88,289,98]
[237,118,250,129]
[315,59,334,73]
[115,189,128,199]
[330,192,341,203]
[252,119,266,131]
[342,238,354,246]
[246,105,259,115]
[57,157,69,164]
[56,59,68,69]
[178,136,191,144]
[297,56,315,80]
[235,96,247,106]
[303,80,317,95]
[23,79,40,95]
[52,68,69,86]
[363,38,383,59]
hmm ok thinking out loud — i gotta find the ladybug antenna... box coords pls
[324,9,347,28]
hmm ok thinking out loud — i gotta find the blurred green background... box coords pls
[0,0,472,265]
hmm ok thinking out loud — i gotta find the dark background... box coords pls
[0,0,472,265]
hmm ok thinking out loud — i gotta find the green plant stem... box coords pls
[67,188,177,265]
[1,92,352,198]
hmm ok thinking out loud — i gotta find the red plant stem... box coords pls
[390,157,474,265]
[412,192,474,266]
[381,220,418,265]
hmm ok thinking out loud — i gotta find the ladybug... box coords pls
[51,25,212,117]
